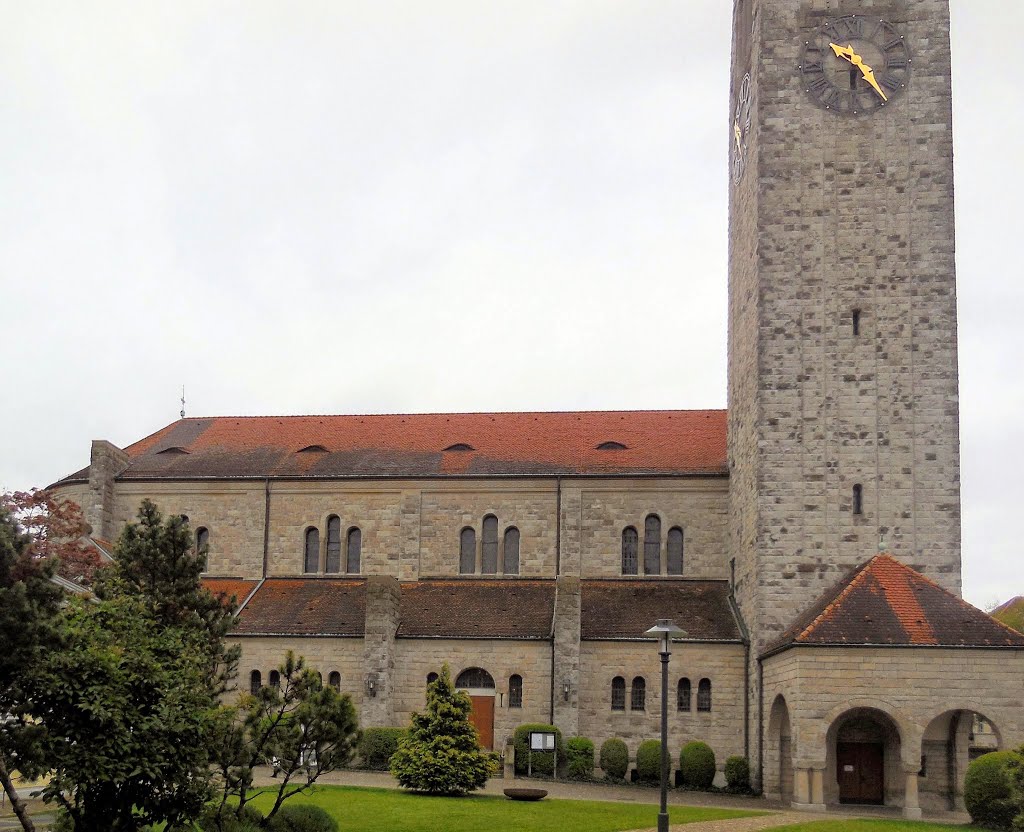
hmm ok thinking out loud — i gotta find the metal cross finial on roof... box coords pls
[878,534,887,553]
[180,386,186,419]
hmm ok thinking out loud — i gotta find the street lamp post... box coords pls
[644,619,686,832]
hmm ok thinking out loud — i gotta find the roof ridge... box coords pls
[165,409,728,420]
[795,558,877,643]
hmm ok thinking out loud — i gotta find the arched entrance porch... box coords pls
[456,667,496,749]
[921,709,1003,813]
[824,708,904,809]
[765,695,794,803]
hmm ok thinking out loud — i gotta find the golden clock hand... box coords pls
[829,43,889,102]
[734,122,743,153]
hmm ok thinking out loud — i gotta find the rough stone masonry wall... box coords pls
[578,641,746,772]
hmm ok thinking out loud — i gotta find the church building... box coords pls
[48,0,1024,817]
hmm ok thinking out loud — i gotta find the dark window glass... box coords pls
[426,672,439,686]
[631,677,646,710]
[621,527,639,575]
[644,515,661,575]
[316,671,323,688]
[326,516,342,573]
[304,528,319,574]
[481,515,498,574]
[347,527,362,574]
[196,527,209,571]
[853,484,864,516]
[852,309,862,336]
[455,667,495,689]
[250,670,261,695]
[269,670,281,690]
[328,671,341,692]
[509,674,523,708]
[677,678,691,712]
[697,678,712,712]
[459,527,476,574]
[503,527,520,575]
[611,676,626,711]
[667,527,684,576]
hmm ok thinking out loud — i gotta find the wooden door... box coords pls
[837,743,884,805]
[469,695,494,750]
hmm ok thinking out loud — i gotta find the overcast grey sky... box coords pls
[1,2,1018,607]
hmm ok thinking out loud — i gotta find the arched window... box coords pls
[611,676,626,711]
[631,677,646,710]
[269,670,281,689]
[328,671,341,692]
[509,674,523,708]
[304,527,320,574]
[426,672,439,686]
[250,670,262,695]
[455,667,495,689]
[853,484,864,516]
[326,516,342,573]
[503,527,520,575]
[196,527,210,571]
[697,678,712,712]
[644,514,661,575]
[347,527,362,574]
[621,527,639,575]
[667,527,684,576]
[481,515,498,574]
[677,678,691,712]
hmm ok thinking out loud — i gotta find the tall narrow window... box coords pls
[196,527,209,572]
[644,514,661,575]
[269,670,281,690]
[611,676,626,711]
[667,527,684,576]
[303,527,320,574]
[503,527,520,575]
[481,515,498,574]
[508,674,523,708]
[459,527,476,574]
[427,672,439,686]
[853,484,864,516]
[250,670,262,695]
[328,671,341,692]
[852,309,862,336]
[697,678,712,712]
[347,527,362,574]
[677,678,691,712]
[326,516,342,573]
[621,527,639,575]
[631,677,646,710]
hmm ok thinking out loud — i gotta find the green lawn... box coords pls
[245,785,761,832]
[769,821,971,832]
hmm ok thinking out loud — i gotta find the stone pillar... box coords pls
[86,440,129,541]
[793,768,811,806]
[793,767,826,812]
[904,768,922,820]
[551,576,581,737]
[361,576,401,727]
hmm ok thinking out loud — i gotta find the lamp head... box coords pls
[643,619,686,651]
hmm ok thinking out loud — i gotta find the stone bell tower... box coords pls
[726,0,962,654]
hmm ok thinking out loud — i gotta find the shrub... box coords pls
[600,737,630,781]
[359,726,408,770]
[566,736,595,780]
[636,740,663,783]
[267,803,338,832]
[513,723,565,776]
[724,756,751,792]
[965,750,1022,830]
[196,803,266,832]
[389,663,492,795]
[680,741,716,790]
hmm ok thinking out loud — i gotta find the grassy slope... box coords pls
[993,598,1024,634]
[246,786,761,832]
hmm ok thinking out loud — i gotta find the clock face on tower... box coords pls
[732,72,752,184]
[800,15,911,115]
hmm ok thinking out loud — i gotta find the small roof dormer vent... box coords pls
[157,446,190,455]
[596,441,628,451]
[297,444,329,454]
[443,443,475,452]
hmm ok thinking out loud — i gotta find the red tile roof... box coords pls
[53,411,728,483]
[398,580,555,639]
[233,578,366,636]
[769,555,1024,653]
[581,580,741,641]
[202,578,260,609]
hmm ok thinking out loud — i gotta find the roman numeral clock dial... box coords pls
[800,15,911,114]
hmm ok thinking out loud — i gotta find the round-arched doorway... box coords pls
[826,708,903,807]
[456,667,495,750]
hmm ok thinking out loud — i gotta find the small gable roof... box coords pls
[768,555,1024,655]
[233,578,366,636]
[398,580,555,639]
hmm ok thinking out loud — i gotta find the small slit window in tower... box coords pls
[852,309,862,337]
[853,484,864,516]
[611,676,626,711]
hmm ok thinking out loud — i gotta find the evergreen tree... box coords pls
[389,663,493,795]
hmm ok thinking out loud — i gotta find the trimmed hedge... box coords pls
[600,737,629,781]
[680,741,716,790]
[358,726,407,771]
[724,756,751,793]
[566,736,595,780]
[267,804,339,832]
[965,750,1021,830]
[636,740,663,783]
[513,724,564,776]
[196,804,265,832]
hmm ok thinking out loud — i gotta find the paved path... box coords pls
[625,811,809,832]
